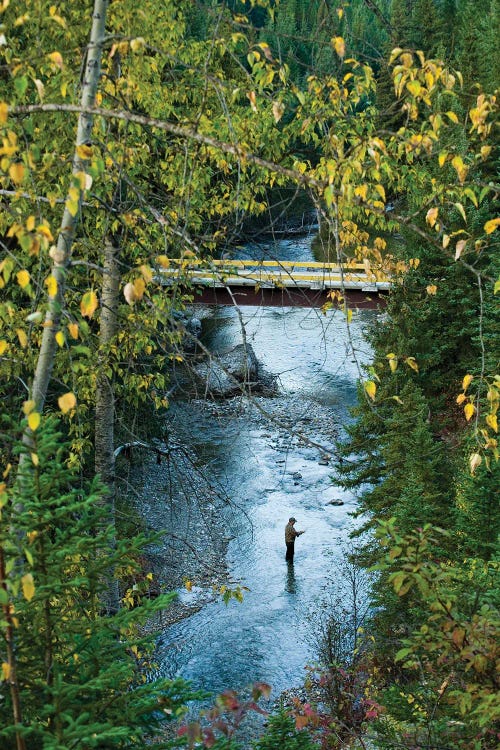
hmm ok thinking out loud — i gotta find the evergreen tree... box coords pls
[0,417,199,749]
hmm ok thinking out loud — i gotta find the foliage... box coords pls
[372,521,500,750]
[0,417,200,749]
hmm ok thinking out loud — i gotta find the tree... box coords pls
[0,418,201,749]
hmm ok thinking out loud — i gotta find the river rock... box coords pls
[327,499,344,506]
[192,343,277,398]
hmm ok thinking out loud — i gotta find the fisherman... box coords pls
[285,517,305,561]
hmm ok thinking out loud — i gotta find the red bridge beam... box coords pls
[192,286,388,309]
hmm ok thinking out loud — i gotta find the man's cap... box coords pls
[289,517,297,522]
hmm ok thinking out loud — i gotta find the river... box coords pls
[146,237,377,709]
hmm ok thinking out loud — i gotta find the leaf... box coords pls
[456,393,466,405]
[485,413,498,432]
[405,357,419,372]
[21,573,35,601]
[464,402,475,421]
[55,331,65,347]
[462,374,473,391]
[455,239,467,260]
[426,284,437,295]
[45,275,58,297]
[28,412,40,431]
[272,100,284,123]
[31,452,39,466]
[76,144,93,159]
[446,111,459,124]
[80,290,98,318]
[386,352,398,372]
[438,151,447,167]
[333,36,345,58]
[469,453,482,474]
[9,162,25,184]
[1,662,10,681]
[17,328,28,348]
[406,80,421,96]
[364,381,376,400]
[48,51,63,69]
[0,340,8,355]
[58,392,76,414]
[67,323,79,339]
[484,218,500,234]
[0,102,8,124]
[17,269,30,288]
[426,207,438,227]
[22,400,36,415]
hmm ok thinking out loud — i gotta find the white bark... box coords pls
[30,0,109,410]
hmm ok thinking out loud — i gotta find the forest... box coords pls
[0,1,498,748]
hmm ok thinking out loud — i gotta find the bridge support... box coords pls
[193,286,388,309]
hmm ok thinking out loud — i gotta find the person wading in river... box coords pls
[285,517,305,562]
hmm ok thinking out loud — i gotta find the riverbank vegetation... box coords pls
[0,1,498,748]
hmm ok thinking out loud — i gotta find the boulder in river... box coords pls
[192,343,277,398]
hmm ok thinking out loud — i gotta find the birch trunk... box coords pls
[94,240,121,613]
[29,0,109,411]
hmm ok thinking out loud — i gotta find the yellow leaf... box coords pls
[26,215,35,232]
[442,234,450,249]
[48,51,63,69]
[55,330,65,347]
[469,453,482,474]
[464,402,475,421]
[80,290,98,318]
[462,374,473,391]
[386,353,398,372]
[37,224,53,241]
[76,144,93,159]
[364,381,376,400]
[133,277,146,299]
[67,323,79,339]
[333,36,345,58]
[486,413,498,432]
[140,264,153,283]
[426,207,438,227]
[58,392,76,414]
[31,452,39,466]
[1,662,10,681]
[455,239,467,260]
[0,102,8,125]
[0,340,8,355]
[130,37,145,52]
[9,162,25,184]
[17,269,30,288]
[446,111,459,124]
[406,80,421,96]
[456,393,467,405]
[156,255,170,268]
[405,357,419,373]
[21,573,35,601]
[28,412,40,431]
[438,152,447,167]
[451,155,468,184]
[45,275,58,297]
[426,285,437,295]
[484,218,500,234]
[16,328,28,348]
[185,580,192,592]
[22,400,36,415]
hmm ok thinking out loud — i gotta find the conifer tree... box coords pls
[0,417,199,749]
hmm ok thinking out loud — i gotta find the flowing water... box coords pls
[153,237,377,704]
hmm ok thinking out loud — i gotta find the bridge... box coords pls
[159,259,390,308]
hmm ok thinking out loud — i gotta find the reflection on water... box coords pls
[285,563,297,595]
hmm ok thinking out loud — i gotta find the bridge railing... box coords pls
[157,258,391,291]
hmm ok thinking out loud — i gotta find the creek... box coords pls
[145,236,378,705]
